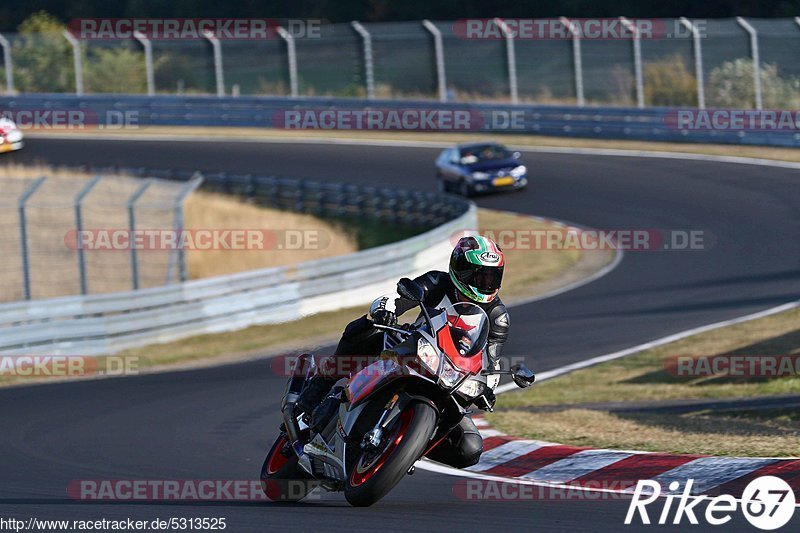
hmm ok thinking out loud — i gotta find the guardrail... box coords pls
[3,94,798,147]
[0,179,475,355]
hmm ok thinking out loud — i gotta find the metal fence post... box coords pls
[18,176,46,300]
[277,27,299,97]
[559,17,585,107]
[493,18,518,104]
[127,179,153,290]
[0,33,14,93]
[680,17,706,109]
[74,175,102,295]
[736,17,762,110]
[203,31,225,97]
[422,20,447,102]
[63,30,84,95]
[172,175,204,283]
[351,21,375,100]
[620,17,644,108]
[133,31,155,96]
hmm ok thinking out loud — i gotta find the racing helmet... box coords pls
[449,235,505,304]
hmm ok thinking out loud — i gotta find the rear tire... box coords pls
[344,402,437,507]
[260,435,315,502]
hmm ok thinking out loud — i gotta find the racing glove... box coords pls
[371,309,397,326]
[475,388,496,412]
[368,295,398,326]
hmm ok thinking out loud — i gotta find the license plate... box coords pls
[492,177,514,186]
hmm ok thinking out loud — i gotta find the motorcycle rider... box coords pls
[297,235,510,469]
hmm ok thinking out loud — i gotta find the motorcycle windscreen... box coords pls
[436,302,489,374]
[347,356,405,407]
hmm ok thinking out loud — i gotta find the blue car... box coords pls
[435,142,527,197]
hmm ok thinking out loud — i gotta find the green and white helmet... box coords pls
[449,235,505,304]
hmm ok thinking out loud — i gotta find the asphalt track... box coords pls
[1,137,799,531]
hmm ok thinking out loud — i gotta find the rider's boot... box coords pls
[311,385,345,434]
[295,375,336,418]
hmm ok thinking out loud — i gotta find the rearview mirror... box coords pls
[397,278,425,302]
[510,363,536,388]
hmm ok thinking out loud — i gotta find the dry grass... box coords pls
[29,127,800,164]
[0,165,356,301]
[183,191,356,278]
[491,409,800,457]
[500,307,800,408]
[489,307,800,456]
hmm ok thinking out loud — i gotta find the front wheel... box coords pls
[260,435,315,502]
[344,402,437,507]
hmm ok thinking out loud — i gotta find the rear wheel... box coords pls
[344,402,437,507]
[260,435,315,502]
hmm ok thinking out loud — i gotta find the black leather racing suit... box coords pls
[324,270,510,468]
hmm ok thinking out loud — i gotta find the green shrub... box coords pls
[707,58,800,108]
[12,11,73,93]
[644,54,697,107]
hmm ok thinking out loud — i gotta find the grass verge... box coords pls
[489,306,800,457]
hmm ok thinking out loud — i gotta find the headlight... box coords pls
[457,378,486,398]
[510,165,527,177]
[417,338,441,374]
[471,171,490,180]
[439,357,466,388]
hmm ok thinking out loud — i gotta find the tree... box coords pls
[12,11,74,93]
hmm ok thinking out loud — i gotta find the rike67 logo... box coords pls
[626,476,795,530]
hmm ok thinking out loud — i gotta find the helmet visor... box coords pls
[456,265,503,294]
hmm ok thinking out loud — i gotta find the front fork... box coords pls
[361,393,402,451]
[281,353,316,458]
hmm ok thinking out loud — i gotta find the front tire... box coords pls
[260,435,315,502]
[459,180,473,197]
[344,402,437,507]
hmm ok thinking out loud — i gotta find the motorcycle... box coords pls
[260,277,535,507]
